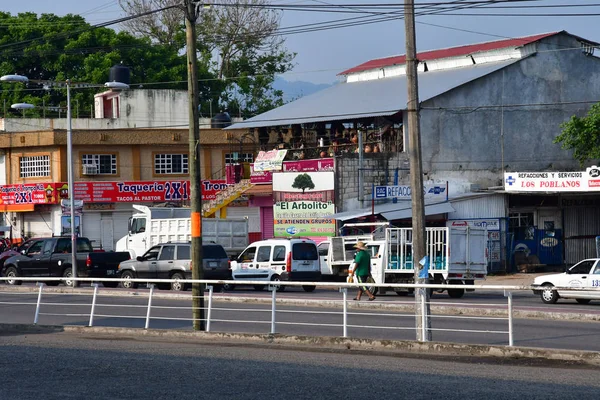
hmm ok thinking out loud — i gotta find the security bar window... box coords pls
[20,155,50,177]
[155,154,189,174]
[82,154,117,174]
[225,152,253,164]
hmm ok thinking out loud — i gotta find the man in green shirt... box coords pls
[348,241,376,301]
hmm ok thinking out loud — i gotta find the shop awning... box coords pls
[381,202,455,220]
[328,201,454,221]
[0,204,35,212]
[226,60,516,129]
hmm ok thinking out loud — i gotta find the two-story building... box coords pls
[0,89,268,249]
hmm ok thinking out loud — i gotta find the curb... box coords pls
[2,323,600,367]
[2,285,599,323]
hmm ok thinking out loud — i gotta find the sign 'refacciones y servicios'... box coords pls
[373,183,448,201]
[504,166,600,192]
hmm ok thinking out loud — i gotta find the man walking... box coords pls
[348,241,376,301]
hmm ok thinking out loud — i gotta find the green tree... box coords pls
[292,174,315,193]
[554,103,600,166]
[0,12,187,118]
[118,0,295,118]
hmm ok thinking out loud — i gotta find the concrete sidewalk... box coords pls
[482,272,551,286]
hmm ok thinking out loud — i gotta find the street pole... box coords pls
[66,80,78,283]
[403,0,431,341]
[185,0,205,331]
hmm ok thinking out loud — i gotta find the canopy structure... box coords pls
[227,60,516,130]
[328,201,455,222]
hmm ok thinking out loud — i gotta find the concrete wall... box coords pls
[420,33,600,179]
[335,34,600,213]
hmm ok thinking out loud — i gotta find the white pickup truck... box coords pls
[115,204,249,258]
[318,223,488,298]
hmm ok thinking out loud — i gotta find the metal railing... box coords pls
[0,277,541,346]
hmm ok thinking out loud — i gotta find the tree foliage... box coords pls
[0,12,186,118]
[292,174,315,193]
[118,0,295,117]
[554,103,600,166]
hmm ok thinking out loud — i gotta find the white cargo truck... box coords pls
[115,205,249,258]
[319,223,488,298]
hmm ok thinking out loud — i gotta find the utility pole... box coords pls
[404,0,431,341]
[185,0,205,331]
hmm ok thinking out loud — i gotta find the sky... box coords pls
[3,0,600,86]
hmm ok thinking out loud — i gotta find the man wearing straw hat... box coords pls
[348,241,376,301]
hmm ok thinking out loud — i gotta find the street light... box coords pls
[2,74,129,285]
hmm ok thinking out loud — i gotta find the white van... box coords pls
[229,238,321,292]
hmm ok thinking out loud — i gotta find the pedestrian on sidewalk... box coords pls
[348,241,376,301]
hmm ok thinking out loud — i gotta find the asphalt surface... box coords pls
[1,328,599,400]
[2,289,600,351]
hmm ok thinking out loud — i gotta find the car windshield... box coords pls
[203,245,227,259]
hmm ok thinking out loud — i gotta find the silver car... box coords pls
[117,242,230,291]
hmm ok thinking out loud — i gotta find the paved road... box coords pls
[1,329,599,400]
[1,290,600,351]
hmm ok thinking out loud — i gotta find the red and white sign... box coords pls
[0,180,228,205]
[0,183,60,205]
[504,166,600,192]
[251,158,334,184]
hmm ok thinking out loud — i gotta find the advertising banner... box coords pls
[0,180,228,205]
[0,183,61,205]
[446,218,500,231]
[253,150,288,172]
[250,165,273,184]
[282,158,334,172]
[273,171,335,237]
[251,157,334,184]
[504,166,600,192]
[373,183,448,201]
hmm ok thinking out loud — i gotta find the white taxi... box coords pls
[532,258,600,304]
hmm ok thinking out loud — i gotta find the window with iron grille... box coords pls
[155,154,189,174]
[20,155,50,177]
[225,152,253,164]
[81,154,117,174]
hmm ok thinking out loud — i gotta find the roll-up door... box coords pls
[226,207,261,232]
[23,210,53,237]
[261,207,274,240]
[83,213,102,250]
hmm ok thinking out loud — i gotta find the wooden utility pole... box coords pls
[185,0,205,331]
[403,0,431,341]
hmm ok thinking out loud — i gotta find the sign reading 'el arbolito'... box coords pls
[374,183,448,201]
[504,166,600,192]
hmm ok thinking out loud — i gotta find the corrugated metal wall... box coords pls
[448,194,506,219]
[564,207,600,264]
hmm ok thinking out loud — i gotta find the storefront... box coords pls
[0,179,231,250]
[504,167,600,266]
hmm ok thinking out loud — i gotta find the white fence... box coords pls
[0,277,540,347]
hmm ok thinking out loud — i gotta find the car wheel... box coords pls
[4,266,22,286]
[448,288,465,298]
[170,272,187,292]
[540,284,559,304]
[119,271,138,289]
[576,298,591,305]
[302,285,316,293]
[222,283,236,291]
[253,285,265,291]
[270,274,285,292]
[62,268,79,287]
